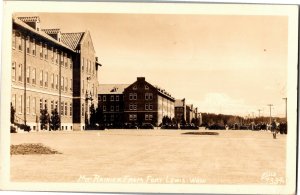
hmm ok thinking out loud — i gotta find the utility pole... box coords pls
[258,109,262,118]
[282,98,287,122]
[267,104,273,125]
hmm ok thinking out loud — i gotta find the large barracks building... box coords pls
[11,16,101,131]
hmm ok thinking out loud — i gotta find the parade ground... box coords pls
[10,129,286,184]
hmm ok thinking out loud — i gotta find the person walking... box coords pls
[271,119,277,139]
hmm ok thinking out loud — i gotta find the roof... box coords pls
[175,99,185,107]
[154,85,175,100]
[18,16,40,23]
[13,16,73,51]
[42,28,61,34]
[98,84,130,94]
[61,32,85,50]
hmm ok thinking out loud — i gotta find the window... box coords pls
[129,114,137,121]
[133,104,137,110]
[70,79,73,92]
[149,93,153,100]
[17,33,22,51]
[145,85,149,90]
[149,114,153,120]
[69,57,73,69]
[39,42,43,58]
[32,68,36,84]
[61,76,64,91]
[55,49,58,64]
[110,95,114,101]
[39,70,43,86]
[26,96,30,114]
[145,93,153,100]
[103,106,106,111]
[26,37,30,54]
[81,104,84,116]
[19,95,23,113]
[39,99,43,111]
[64,54,68,67]
[12,30,16,49]
[44,44,48,60]
[145,114,149,120]
[32,97,36,114]
[44,72,48,87]
[133,93,137,100]
[86,59,89,73]
[82,80,84,94]
[65,78,68,92]
[51,47,54,63]
[32,39,36,55]
[12,62,16,81]
[116,105,119,112]
[61,102,64,115]
[26,66,30,83]
[130,104,137,110]
[81,58,84,71]
[149,104,153,110]
[51,100,54,111]
[60,52,64,66]
[129,93,137,100]
[70,103,72,116]
[103,95,106,102]
[116,95,119,101]
[145,104,148,110]
[55,75,58,90]
[44,99,48,110]
[133,85,137,90]
[65,102,68,116]
[18,64,23,82]
[145,93,149,100]
[111,106,114,111]
[55,101,58,109]
[98,95,102,101]
[110,114,114,121]
[51,74,54,89]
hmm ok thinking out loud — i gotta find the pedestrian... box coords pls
[271,119,277,139]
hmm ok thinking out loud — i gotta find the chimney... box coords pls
[137,77,145,82]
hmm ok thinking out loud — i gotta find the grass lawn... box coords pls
[10,129,286,184]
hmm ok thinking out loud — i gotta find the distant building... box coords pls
[11,16,101,131]
[175,98,186,123]
[123,77,175,126]
[98,84,129,127]
[186,104,194,123]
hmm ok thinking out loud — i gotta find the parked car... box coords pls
[139,123,155,129]
[180,123,199,130]
[161,124,179,130]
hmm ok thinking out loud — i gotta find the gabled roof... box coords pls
[18,16,40,23]
[175,99,185,107]
[99,84,130,94]
[13,16,73,51]
[42,28,61,34]
[61,32,85,50]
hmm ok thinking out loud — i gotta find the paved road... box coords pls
[11,130,286,184]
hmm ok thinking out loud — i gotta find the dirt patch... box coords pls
[11,143,62,155]
[182,132,219,135]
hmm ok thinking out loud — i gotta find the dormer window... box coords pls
[145,85,149,90]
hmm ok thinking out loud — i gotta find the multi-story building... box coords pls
[98,84,129,127]
[11,15,101,131]
[123,77,175,126]
[175,98,186,123]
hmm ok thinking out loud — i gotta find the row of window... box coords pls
[12,31,73,69]
[12,62,72,93]
[81,80,96,96]
[128,114,153,121]
[11,94,72,116]
[128,103,153,111]
[132,85,149,90]
[102,105,120,112]
[99,95,120,102]
[81,57,96,76]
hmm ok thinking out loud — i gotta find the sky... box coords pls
[16,13,288,117]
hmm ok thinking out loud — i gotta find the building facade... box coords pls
[11,16,100,131]
[123,77,175,126]
[98,84,129,127]
[175,98,186,123]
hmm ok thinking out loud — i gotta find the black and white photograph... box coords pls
[0,1,298,194]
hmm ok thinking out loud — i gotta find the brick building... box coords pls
[175,98,186,123]
[123,77,175,126]
[11,16,101,131]
[98,84,129,127]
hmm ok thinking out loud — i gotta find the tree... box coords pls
[95,106,104,125]
[89,103,97,127]
[50,108,60,131]
[11,102,15,124]
[181,115,186,125]
[40,106,50,130]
